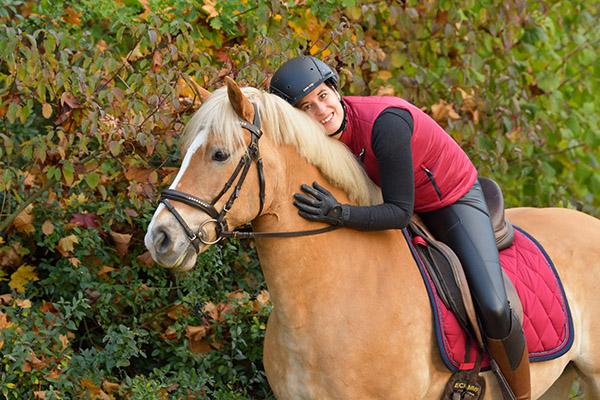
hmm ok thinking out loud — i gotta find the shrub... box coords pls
[1,0,598,398]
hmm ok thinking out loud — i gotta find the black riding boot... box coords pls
[485,311,531,400]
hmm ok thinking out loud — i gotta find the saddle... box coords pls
[407,177,523,399]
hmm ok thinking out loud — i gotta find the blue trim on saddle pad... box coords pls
[403,224,575,372]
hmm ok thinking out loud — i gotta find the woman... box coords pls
[269,55,530,400]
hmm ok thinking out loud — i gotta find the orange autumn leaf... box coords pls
[0,311,15,350]
[44,370,61,380]
[40,302,58,315]
[110,232,132,258]
[0,242,24,269]
[137,251,155,267]
[42,220,55,235]
[96,39,108,52]
[256,289,271,308]
[167,304,187,320]
[16,298,32,309]
[62,6,82,25]
[80,379,111,400]
[59,334,69,351]
[151,50,163,73]
[9,265,38,292]
[456,87,482,125]
[0,294,12,305]
[14,204,35,234]
[376,86,395,96]
[42,103,53,118]
[23,351,47,371]
[159,328,178,341]
[57,234,79,257]
[202,301,220,321]
[186,325,213,354]
[97,266,119,276]
[68,257,81,267]
[287,9,330,56]
[202,0,219,18]
[124,165,157,183]
[430,99,460,127]
[101,380,122,395]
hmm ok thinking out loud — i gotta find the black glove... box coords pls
[293,181,346,226]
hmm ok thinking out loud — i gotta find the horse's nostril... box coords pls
[154,229,171,255]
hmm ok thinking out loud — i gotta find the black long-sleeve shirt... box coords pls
[343,108,415,230]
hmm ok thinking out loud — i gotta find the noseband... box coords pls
[160,103,340,253]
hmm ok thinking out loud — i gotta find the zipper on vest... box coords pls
[422,167,442,198]
[358,148,366,163]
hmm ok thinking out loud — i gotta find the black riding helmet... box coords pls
[269,56,338,106]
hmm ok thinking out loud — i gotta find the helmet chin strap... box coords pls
[328,98,348,137]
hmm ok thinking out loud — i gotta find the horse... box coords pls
[144,77,600,399]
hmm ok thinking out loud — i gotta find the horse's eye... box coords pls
[212,149,230,162]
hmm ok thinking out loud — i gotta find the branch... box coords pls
[559,55,600,89]
[509,142,586,164]
[0,176,58,234]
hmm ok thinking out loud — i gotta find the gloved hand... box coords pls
[293,181,346,226]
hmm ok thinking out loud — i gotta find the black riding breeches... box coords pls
[420,179,511,339]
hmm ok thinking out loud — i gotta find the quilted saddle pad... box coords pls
[404,225,574,372]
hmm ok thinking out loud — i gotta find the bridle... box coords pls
[160,103,340,252]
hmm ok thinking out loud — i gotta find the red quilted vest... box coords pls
[339,96,477,212]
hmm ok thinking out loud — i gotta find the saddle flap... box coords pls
[408,213,524,352]
[409,217,484,348]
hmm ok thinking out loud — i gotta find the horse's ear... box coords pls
[186,77,211,103]
[225,76,255,123]
[196,86,211,103]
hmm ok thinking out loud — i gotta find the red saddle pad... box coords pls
[406,225,574,372]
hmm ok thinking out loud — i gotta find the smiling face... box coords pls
[296,83,344,138]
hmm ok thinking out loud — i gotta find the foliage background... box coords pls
[0,0,598,398]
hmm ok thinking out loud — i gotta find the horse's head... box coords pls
[144,78,271,271]
[145,77,381,271]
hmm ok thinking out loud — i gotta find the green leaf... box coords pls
[6,102,19,124]
[62,161,75,185]
[537,71,561,92]
[521,26,547,44]
[85,171,100,188]
[590,173,600,196]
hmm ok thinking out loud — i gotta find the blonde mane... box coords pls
[181,86,382,206]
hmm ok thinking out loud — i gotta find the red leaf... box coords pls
[69,213,103,232]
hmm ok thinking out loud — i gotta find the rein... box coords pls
[160,103,341,252]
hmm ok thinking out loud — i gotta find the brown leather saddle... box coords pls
[408,177,522,351]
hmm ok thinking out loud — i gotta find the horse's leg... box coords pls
[572,364,600,400]
[537,363,577,399]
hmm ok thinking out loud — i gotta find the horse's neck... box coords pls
[251,146,418,329]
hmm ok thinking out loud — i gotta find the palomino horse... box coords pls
[144,78,600,399]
